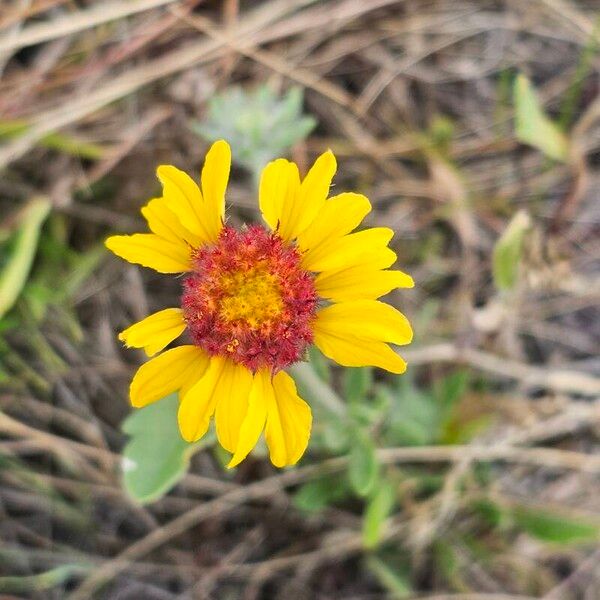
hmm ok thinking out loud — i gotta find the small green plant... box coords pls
[514,73,569,162]
[492,209,531,292]
[113,87,318,502]
[191,85,316,176]
[293,366,490,532]
[0,198,51,319]
[121,394,214,504]
[0,208,104,391]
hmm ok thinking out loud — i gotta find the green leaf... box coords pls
[348,430,379,497]
[428,115,455,153]
[382,379,437,446]
[433,541,461,586]
[0,565,89,594]
[512,506,600,545]
[363,480,396,549]
[0,198,51,319]
[308,345,330,383]
[344,367,373,404]
[558,22,600,129]
[121,394,210,504]
[293,475,349,513]
[492,209,531,292]
[472,499,504,528]
[191,85,317,178]
[514,73,569,162]
[365,556,411,598]
[0,119,105,159]
[321,417,350,453]
[350,389,389,428]
[435,370,469,414]
[440,414,492,445]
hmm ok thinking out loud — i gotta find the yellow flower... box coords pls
[106,140,413,468]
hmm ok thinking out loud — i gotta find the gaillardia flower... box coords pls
[106,140,413,468]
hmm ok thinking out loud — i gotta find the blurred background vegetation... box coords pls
[1,1,599,598]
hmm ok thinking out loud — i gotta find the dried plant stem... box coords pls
[68,443,600,599]
[402,343,600,396]
[0,0,182,54]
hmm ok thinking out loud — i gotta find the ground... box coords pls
[0,1,599,599]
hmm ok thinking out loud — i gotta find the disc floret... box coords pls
[182,225,318,371]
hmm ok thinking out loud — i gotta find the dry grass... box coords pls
[1,0,599,598]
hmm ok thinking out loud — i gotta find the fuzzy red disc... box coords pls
[181,225,318,371]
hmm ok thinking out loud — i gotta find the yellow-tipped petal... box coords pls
[118,308,186,357]
[227,369,270,468]
[314,300,413,346]
[156,165,216,244]
[281,150,337,241]
[297,192,370,253]
[177,356,227,443]
[129,345,209,408]
[201,140,230,230]
[265,371,312,467]
[316,267,414,302]
[105,233,191,273]
[213,360,253,453]
[141,197,201,247]
[313,330,407,374]
[259,158,300,235]
[301,227,396,273]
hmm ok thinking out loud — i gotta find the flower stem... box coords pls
[289,362,347,418]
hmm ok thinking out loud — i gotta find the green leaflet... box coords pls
[121,394,213,504]
[514,73,569,162]
[492,209,531,292]
[0,198,51,319]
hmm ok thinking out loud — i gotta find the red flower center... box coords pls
[181,225,318,371]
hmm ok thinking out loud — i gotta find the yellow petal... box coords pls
[227,369,270,468]
[314,300,412,346]
[282,150,337,241]
[213,360,253,453]
[141,197,201,247]
[156,165,217,244]
[118,308,186,357]
[177,356,229,443]
[313,330,407,374]
[315,267,414,302]
[201,140,230,230]
[301,227,396,273]
[265,371,312,467]
[297,192,370,253]
[105,233,191,273]
[259,158,300,235]
[129,345,209,408]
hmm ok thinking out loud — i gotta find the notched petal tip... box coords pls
[389,355,408,374]
[340,193,372,223]
[129,345,209,409]
[378,227,395,244]
[155,164,175,181]
[400,322,414,345]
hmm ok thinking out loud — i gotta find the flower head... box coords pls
[106,140,413,467]
[182,225,317,371]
